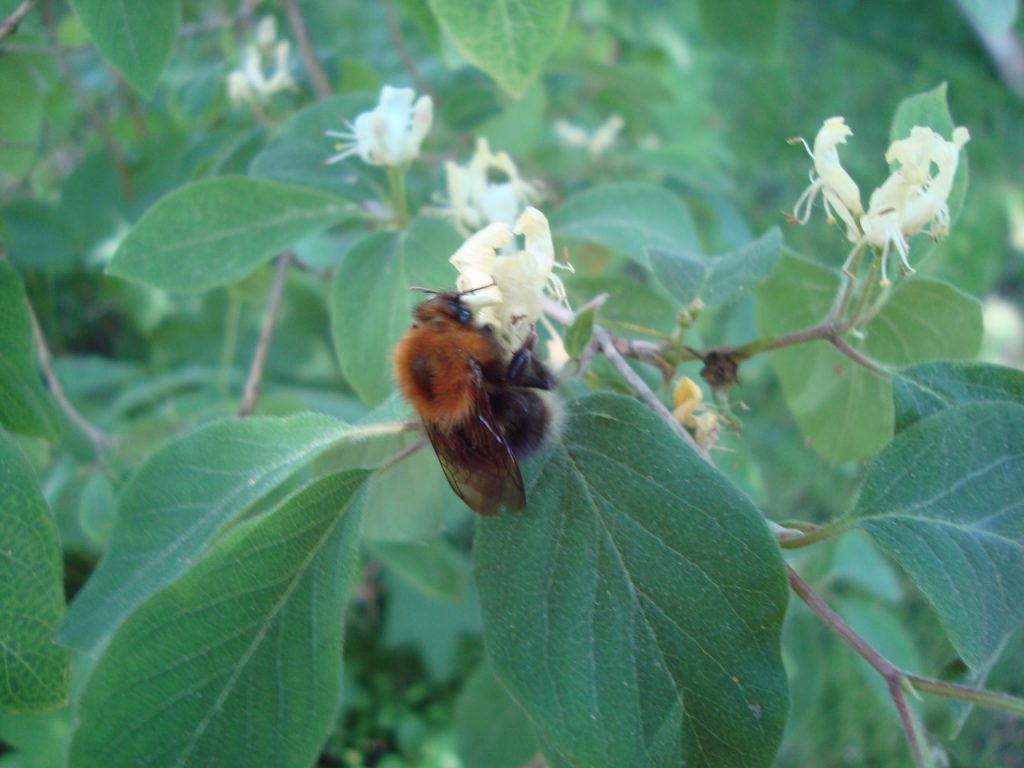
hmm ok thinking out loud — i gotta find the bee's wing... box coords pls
[424,387,525,516]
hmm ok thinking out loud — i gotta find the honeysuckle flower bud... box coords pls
[443,139,540,234]
[325,86,433,167]
[789,117,864,243]
[672,376,704,426]
[449,207,570,354]
[226,16,295,108]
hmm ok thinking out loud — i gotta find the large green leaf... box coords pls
[249,93,378,200]
[107,177,355,293]
[0,433,69,712]
[0,262,58,441]
[892,361,1024,432]
[864,278,982,366]
[0,57,43,178]
[60,413,353,651]
[649,227,781,308]
[756,252,893,462]
[69,470,369,768]
[476,394,789,768]
[850,402,1024,671]
[331,217,461,404]
[550,182,699,267]
[428,0,570,96]
[69,0,180,96]
[456,663,540,768]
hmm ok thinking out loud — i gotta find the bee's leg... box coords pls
[506,331,554,390]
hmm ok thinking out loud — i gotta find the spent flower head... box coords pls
[449,207,570,355]
[226,16,295,108]
[443,139,540,234]
[325,86,433,167]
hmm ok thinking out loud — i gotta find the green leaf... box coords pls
[756,252,893,462]
[456,663,540,768]
[428,0,570,97]
[107,177,354,293]
[550,182,699,267]
[0,433,70,712]
[69,0,179,96]
[69,470,369,768]
[697,0,783,51]
[0,57,43,178]
[649,227,781,308]
[864,278,982,366]
[892,361,1024,432]
[60,413,353,651]
[563,306,595,359]
[331,217,461,404]
[370,537,468,602]
[850,402,1024,671]
[249,93,378,200]
[476,394,789,768]
[958,0,1019,36]
[0,263,58,441]
[889,83,969,228]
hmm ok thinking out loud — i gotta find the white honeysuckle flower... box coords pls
[256,16,277,52]
[589,114,625,156]
[789,117,864,243]
[226,16,295,108]
[444,138,540,234]
[449,207,571,354]
[860,125,970,284]
[554,115,625,157]
[325,86,433,167]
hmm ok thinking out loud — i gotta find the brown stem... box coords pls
[382,0,438,104]
[0,0,38,44]
[238,252,293,417]
[1,247,109,460]
[42,0,134,200]
[593,326,710,461]
[282,0,331,100]
[787,565,929,768]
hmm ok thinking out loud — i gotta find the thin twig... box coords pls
[788,565,929,768]
[238,252,293,417]
[282,0,331,100]
[42,0,134,200]
[378,437,427,471]
[0,0,38,44]
[594,326,710,461]
[1,246,109,459]
[381,0,438,104]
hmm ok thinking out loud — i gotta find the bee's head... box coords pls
[412,292,474,326]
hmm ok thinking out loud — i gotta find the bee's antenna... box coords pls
[409,286,441,295]
[458,282,497,296]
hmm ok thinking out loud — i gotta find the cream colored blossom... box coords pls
[444,139,540,233]
[789,116,970,286]
[226,16,295,108]
[554,115,625,157]
[325,86,433,166]
[789,117,864,243]
[449,207,570,354]
[860,125,970,285]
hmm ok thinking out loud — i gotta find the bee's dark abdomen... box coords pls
[490,389,550,459]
